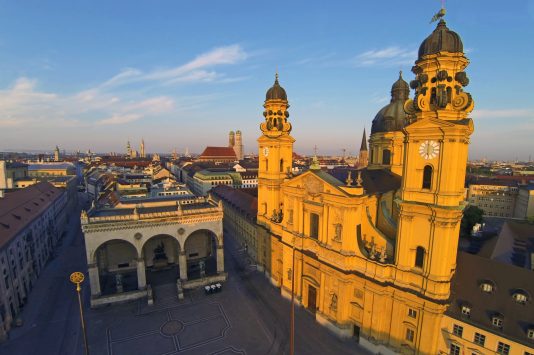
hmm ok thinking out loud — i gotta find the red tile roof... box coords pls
[0,182,64,249]
[199,146,237,159]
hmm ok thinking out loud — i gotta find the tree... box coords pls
[461,205,484,237]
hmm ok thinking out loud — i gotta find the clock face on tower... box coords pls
[262,147,269,157]
[419,140,439,160]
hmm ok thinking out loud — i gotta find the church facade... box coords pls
[257,18,475,355]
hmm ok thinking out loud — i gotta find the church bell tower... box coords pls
[257,74,294,226]
[395,17,475,300]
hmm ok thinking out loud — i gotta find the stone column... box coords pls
[179,251,188,281]
[137,258,146,290]
[216,246,225,273]
[87,263,101,296]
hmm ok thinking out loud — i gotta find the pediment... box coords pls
[283,171,346,197]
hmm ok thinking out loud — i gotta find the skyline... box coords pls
[0,1,533,160]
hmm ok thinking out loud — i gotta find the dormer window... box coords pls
[512,290,529,304]
[480,280,495,293]
[492,314,504,328]
[461,305,471,317]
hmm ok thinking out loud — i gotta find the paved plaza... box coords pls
[0,193,369,355]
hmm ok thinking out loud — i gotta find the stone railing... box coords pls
[82,202,222,225]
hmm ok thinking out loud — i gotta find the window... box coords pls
[461,305,471,317]
[513,291,529,304]
[405,328,414,342]
[280,158,284,172]
[527,327,534,339]
[480,282,494,293]
[415,247,425,269]
[492,315,504,328]
[450,344,461,355]
[408,308,417,318]
[496,342,510,355]
[474,332,485,346]
[452,324,463,337]
[310,213,319,239]
[382,149,391,165]
[422,165,433,189]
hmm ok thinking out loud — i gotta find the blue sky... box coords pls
[0,0,533,160]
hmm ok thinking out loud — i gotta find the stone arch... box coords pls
[183,229,223,279]
[142,234,181,286]
[93,239,139,295]
[141,234,181,267]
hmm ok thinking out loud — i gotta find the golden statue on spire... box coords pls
[430,0,446,23]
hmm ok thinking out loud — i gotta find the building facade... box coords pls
[256,17,482,355]
[81,195,225,307]
[467,180,519,218]
[0,182,67,341]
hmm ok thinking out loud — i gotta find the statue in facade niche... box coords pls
[329,292,338,313]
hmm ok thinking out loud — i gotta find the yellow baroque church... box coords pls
[257,18,476,355]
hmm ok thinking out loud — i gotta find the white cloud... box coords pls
[101,44,248,87]
[471,108,534,119]
[125,97,175,114]
[353,46,416,67]
[0,44,248,130]
[96,113,142,125]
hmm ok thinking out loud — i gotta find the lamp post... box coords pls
[290,237,296,355]
[70,271,89,355]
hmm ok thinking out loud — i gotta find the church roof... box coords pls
[360,128,368,151]
[328,168,401,195]
[199,146,237,159]
[418,19,464,59]
[265,73,287,101]
[370,73,410,135]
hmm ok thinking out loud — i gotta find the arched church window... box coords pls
[415,246,425,268]
[280,158,284,172]
[422,165,432,189]
[265,159,268,171]
[382,149,391,165]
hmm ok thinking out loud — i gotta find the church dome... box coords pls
[371,73,409,135]
[266,74,287,101]
[418,20,463,59]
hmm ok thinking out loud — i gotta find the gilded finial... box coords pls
[346,171,353,186]
[356,171,363,187]
[399,70,403,78]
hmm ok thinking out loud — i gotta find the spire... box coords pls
[360,128,368,151]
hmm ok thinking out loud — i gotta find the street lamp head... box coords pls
[70,271,85,285]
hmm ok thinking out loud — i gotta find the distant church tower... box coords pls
[228,131,235,147]
[126,140,132,157]
[257,73,294,224]
[358,128,368,167]
[234,130,244,160]
[54,145,60,162]
[140,139,145,158]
